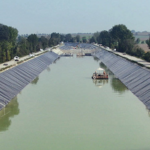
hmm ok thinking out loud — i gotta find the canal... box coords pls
[0,55,150,150]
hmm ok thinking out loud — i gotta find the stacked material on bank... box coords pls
[0,51,59,111]
[52,48,63,55]
[93,48,150,110]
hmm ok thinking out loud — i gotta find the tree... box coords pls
[51,32,60,39]
[0,24,10,41]
[109,24,134,42]
[8,26,18,43]
[27,34,38,52]
[65,34,72,42]
[93,32,100,43]
[75,35,80,42]
[48,37,59,47]
[109,24,134,52]
[82,37,87,43]
[98,30,111,46]
[60,34,65,42]
[146,36,150,49]
[39,36,48,49]
[143,52,150,62]
[141,41,145,44]
[70,37,76,43]
[89,36,96,43]
[17,37,30,56]
[136,47,145,57]
[135,38,140,44]
[119,39,134,53]
[0,24,18,43]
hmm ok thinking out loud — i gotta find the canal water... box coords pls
[0,56,150,150]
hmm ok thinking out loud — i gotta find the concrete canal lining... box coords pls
[94,48,150,109]
[0,51,59,111]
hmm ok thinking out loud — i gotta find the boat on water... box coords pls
[92,67,108,79]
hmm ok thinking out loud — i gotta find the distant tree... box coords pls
[98,30,110,46]
[75,35,80,42]
[146,36,150,49]
[48,37,59,47]
[65,34,72,42]
[136,47,145,57]
[141,41,145,44]
[143,52,150,62]
[8,26,18,43]
[51,32,60,39]
[89,36,96,43]
[135,38,140,44]
[93,32,100,43]
[60,34,65,42]
[119,39,134,53]
[0,24,10,41]
[0,41,13,61]
[27,34,38,52]
[109,24,134,52]
[109,24,134,42]
[0,24,18,43]
[17,37,30,56]
[82,37,87,43]
[127,46,145,58]
[70,37,76,43]
[39,36,48,49]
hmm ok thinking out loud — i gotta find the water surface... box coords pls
[0,56,150,150]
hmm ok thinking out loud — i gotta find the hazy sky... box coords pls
[0,0,149,34]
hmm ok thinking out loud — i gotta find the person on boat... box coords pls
[103,71,106,75]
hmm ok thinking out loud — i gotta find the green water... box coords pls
[0,56,150,150]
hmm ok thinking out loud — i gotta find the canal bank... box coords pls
[0,51,59,111]
[93,48,150,110]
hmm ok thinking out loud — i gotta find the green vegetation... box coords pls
[135,38,140,44]
[0,24,18,63]
[0,23,90,64]
[1,23,150,63]
[90,24,150,62]
[143,52,150,62]
[146,36,150,49]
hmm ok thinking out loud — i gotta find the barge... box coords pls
[92,67,108,79]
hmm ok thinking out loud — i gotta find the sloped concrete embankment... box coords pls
[94,49,150,109]
[0,51,59,111]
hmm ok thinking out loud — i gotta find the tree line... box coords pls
[0,24,18,63]
[0,23,90,63]
[89,24,150,62]
[1,23,150,63]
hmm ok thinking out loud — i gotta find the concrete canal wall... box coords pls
[94,48,150,109]
[0,51,59,111]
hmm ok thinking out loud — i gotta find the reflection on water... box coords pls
[98,62,128,94]
[31,76,39,85]
[99,62,114,76]
[111,78,128,94]
[93,79,108,88]
[0,97,19,132]
[93,56,100,62]
[53,57,60,64]
[46,66,51,72]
